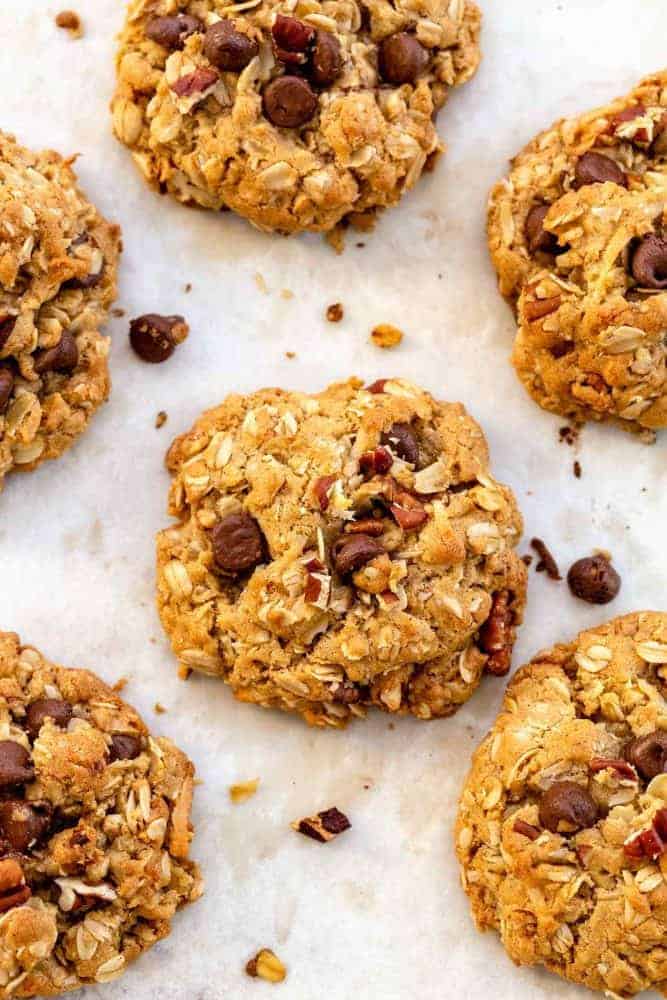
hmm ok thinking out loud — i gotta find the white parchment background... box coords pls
[1,1,665,998]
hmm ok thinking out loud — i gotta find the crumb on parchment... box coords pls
[55,10,83,37]
[371,324,403,349]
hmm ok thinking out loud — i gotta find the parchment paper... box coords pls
[1,2,666,997]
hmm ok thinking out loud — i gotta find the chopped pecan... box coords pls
[524,295,561,322]
[359,446,393,477]
[513,819,540,841]
[530,537,562,580]
[171,66,219,98]
[246,949,286,983]
[389,491,428,530]
[344,518,385,537]
[589,757,637,781]
[366,379,388,394]
[0,858,30,913]
[313,475,336,511]
[479,590,514,676]
[624,807,667,860]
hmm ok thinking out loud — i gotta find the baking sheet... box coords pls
[1,1,666,997]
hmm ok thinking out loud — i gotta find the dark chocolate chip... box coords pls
[630,234,667,289]
[0,316,16,352]
[109,734,142,762]
[381,422,419,465]
[625,730,667,781]
[332,534,385,575]
[33,331,78,375]
[573,151,626,189]
[129,314,187,363]
[378,32,428,84]
[525,204,560,255]
[262,75,318,128]
[203,19,258,71]
[309,30,342,86]
[319,807,351,835]
[146,14,204,50]
[567,555,621,604]
[0,742,33,788]
[0,800,51,853]
[530,537,562,580]
[25,699,73,741]
[539,781,598,833]
[211,512,266,574]
[0,369,13,414]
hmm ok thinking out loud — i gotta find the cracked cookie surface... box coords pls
[0,133,120,492]
[488,71,667,437]
[0,631,201,998]
[112,0,480,235]
[456,611,667,997]
[157,377,526,728]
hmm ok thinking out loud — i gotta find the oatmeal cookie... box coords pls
[488,71,667,436]
[0,630,201,997]
[0,133,120,492]
[157,377,526,728]
[112,0,481,235]
[456,611,667,997]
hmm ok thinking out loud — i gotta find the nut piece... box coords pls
[246,949,286,983]
[567,554,621,604]
[326,302,343,323]
[0,858,30,913]
[539,781,598,834]
[292,806,351,843]
[371,324,403,349]
[55,10,83,38]
[229,778,259,803]
[129,314,189,363]
[478,590,514,675]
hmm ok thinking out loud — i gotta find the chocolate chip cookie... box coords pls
[112,0,480,235]
[456,611,667,997]
[156,377,526,728]
[0,133,120,493]
[488,71,667,438]
[0,631,201,997]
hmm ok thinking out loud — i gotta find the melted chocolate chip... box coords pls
[33,332,79,375]
[525,204,560,255]
[211,512,266,574]
[0,742,33,788]
[539,781,598,833]
[109,734,142,762]
[381,422,419,465]
[25,699,73,741]
[0,316,16,352]
[0,800,51,853]
[332,534,385,575]
[573,151,627,189]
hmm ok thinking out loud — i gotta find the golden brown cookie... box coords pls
[157,377,526,728]
[0,133,120,491]
[488,71,667,438]
[112,0,481,235]
[456,611,667,997]
[0,631,201,997]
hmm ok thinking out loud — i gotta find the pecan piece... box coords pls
[313,474,336,511]
[171,66,219,98]
[513,819,540,841]
[389,491,428,530]
[0,858,30,912]
[359,446,393,477]
[523,295,561,322]
[292,806,351,842]
[479,590,514,676]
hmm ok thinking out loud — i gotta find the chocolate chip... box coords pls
[109,734,142,762]
[146,14,203,50]
[203,20,258,71]
[573,151,626,189]
[294,806,351,842]
[0,316,16,352]
[0,369,13,415]
[0,742,33,788]
[211,512,266,574]
[129,314,188,363]
[33,331,78,375]
[381,422,419,465]
[525,204,560,255]
[630,234,667,289]
[272,14,314,63]
[25,699,73,741]
[567,554,620,604]
[262,76,318,128]
[378,32,428,84]
[539,781,598,834]
[625,731,667,781]
[479,590,514,676]
[309,31,342,86]
[0,800,51,853]
[332,534,385,576]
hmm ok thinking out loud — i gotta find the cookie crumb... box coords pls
[558,425,579,446]
[573,460,582,478]
[326,302,344,323]
[292,806,351,843]
[229,778,259,804]
[246,949,286,983]
[371,324,403,349]
[280,288,294,300]
[111,307,125,319]
[184,282,192,293]
[254,272,269,294]
[530,538,562,580]
[177,664,192,681]
[112,677,128,693]
[154,702,167,714]
[521,554,533,567]
[155,410,168,429]
[55,10,83,37]
[285,351,296,360]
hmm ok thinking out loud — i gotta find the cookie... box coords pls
[488,71,667,437]
[157,377,526,728]
[112,0,481,235]
[0,630,201,997]
[0,133,120,492]
[456,611,667,997]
